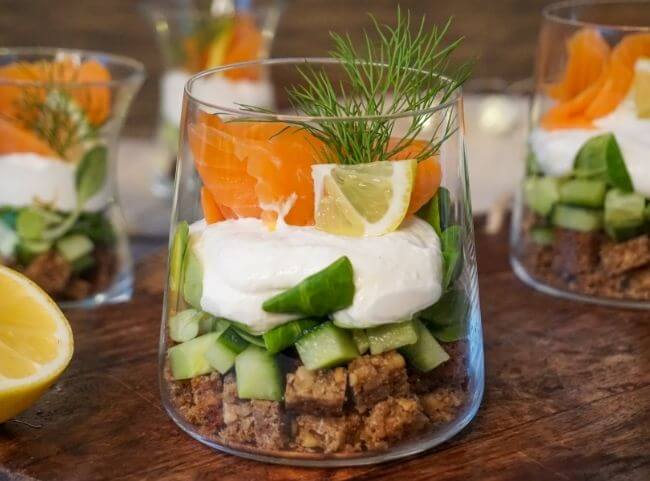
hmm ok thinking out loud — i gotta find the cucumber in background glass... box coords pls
[573,133,633,192]
[262,256,354,317]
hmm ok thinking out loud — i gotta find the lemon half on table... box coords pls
[0,266,73,423]
[312,159,417,237]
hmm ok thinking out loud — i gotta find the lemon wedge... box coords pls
[634,57,650,118]
[312,159,416,236]
[0,266,73,423]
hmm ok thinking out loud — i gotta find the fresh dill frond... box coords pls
[242,8,472,165]
[11,61,97,161]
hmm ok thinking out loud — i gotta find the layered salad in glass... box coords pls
[161,12,483,462]
[0,53,124,302]
[521,28,650,302]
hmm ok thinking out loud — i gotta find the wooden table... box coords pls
[1,220,648,481]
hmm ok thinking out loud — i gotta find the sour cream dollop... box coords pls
[0,153,110,212]
[160,69,274,127]
[193,216,443,333]
[530,97,650,196]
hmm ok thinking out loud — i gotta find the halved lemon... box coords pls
[0,266,73,423]
[312,159,416,236]
[634,57,650,118]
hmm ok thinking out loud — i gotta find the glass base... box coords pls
[510,255,650,310]
[59,268,133,309]
[159,311,485,467]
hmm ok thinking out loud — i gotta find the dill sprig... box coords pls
[243,8,472,164]
[10,61,97,161]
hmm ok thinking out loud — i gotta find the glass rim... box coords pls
[542,0,650,31]
[0,47,146,88]
[184,57,461,122]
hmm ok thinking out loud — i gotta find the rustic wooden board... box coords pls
[1,220,649,481]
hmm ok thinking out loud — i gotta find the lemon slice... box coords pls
[634,57,650,118]
[312,159,416,236]
[0,266,73,423]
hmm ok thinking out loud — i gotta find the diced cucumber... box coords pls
[400,319,450,372]
[235,345,283,401]
[262,256,355,317]
[231,325,266,347]
[351,329,370,354]
[181,240,203,308]
[198,313,229,335]
[168,221,189,293]
[218,327,249,354]
[168,332,220,380]
[530,226,555,246]
[56,234,94,262]
[16,208,46,240]
[440,225,463,289]
[0,221,18,258]
[524,176,560,217]
[604,189,645,229]
[574,133,633,192]
[205,335,239,374]
[168,309,201,342]
[551,205,603,232]
[71,254,95,273]
[367,320,418,355]
[295,321,359,369]
[559,179,607,208]
[16,239,52,265]
[417,186,452,236]
[263,319,319,354]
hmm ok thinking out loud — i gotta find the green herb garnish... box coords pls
[244,8,471,165]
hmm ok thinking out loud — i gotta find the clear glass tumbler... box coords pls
[0,48,145,307]
[510,0,650,308]
[143,0,283,196]
[159,58,484,465]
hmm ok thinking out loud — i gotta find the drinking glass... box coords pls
[0,48,145,307]
[510,0,650,308]
[143,0,283,196]
[158,58,484,465]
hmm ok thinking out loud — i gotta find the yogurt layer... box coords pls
[0,153,110,212]
[161,69,274,127]
[530,97,650,196]
[193,216,443,333]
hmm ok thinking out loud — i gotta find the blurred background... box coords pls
[0,0,556,137]
[0,0,559,245]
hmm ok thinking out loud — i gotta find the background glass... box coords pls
[510,0,650,308]
[0,48,144,307]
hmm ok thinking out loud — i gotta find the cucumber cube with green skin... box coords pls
[400,319,450,372]
[16,208,47,240]
[168,332,220,380]
[262,256,354,317]
[351,329,370,354]
[56,234,94,262]
[574,133,633,192]
[168,221,189,294]
[235,345,283,401]
[263,319,319,354]
[217,327,249,354]
[367,320,418,355]
[524,176,560,217]
[181,240,203,309]
[205,335,240,374]
[604,189,645,230]
[295,321,359,370]
[168,309,202,343]
[552,205,603,232]
[530,226,555,246]
[420,289,469,327]
[559,179,607,208]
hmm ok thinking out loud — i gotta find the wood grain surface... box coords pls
[0,0,555,137]
[1,219,648,481]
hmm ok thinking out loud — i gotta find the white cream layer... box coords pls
[192,216,443,333]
